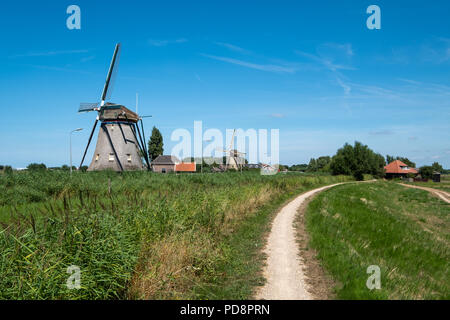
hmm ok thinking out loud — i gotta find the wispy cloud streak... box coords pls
[213,42,251,54]
[148,38,188,47]
[201,54,297,73]
[10,49,89,58]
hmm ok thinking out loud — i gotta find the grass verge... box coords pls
[304,181,449,299]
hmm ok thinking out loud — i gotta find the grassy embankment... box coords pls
[304,181,449,299]
[0,170,351,299]
[404,177,450,193]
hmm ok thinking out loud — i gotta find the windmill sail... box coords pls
[78,102,100,113]
[101,43,121,104]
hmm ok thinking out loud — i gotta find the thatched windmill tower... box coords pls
[78,43,150,171]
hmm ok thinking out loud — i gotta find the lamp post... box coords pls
[70,128,83,176]
[201,138,213,174]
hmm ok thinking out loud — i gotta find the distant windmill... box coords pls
[219,129,246,172]
[78,43,151,171]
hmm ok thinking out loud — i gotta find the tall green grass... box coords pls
[305,181,449,299]
[0,170,351,299]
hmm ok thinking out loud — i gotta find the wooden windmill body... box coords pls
[221,129,246,172]
[78,44,151,172]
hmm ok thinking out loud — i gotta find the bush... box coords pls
[27,163,47,171]
[330,141,385,180]
[419,166,433,179]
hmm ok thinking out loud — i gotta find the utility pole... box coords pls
[70,128,83,176]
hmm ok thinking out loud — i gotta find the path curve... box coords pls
[255,182,347,300]
[398,183,450,203]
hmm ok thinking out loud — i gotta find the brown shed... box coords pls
[151,155,180,173]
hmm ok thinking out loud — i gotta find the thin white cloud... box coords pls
[321,42,354,57]
[214,42,250,54]
[336,77,351,95]
[295,49,355,72]
[397,78,421,85]
[21,64,91,74]
[148,38,188,47]
[348,82,402,100]
[201,54,297,73]
[270,113,285,118]
[81,55,95,63]
[10,49,89,58]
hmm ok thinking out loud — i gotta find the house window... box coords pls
[162,168,166,173]
[127,154,132,162]
[95,154,100,162]
[109,153,115,162]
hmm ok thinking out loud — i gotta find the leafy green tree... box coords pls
[385,155,415,168]
[0,165,12,174]
[306,158,317,172]
[289,164,308,172]
[27,163,47,171]
[386,155,395,164]
[396,157,415,168]
[431,162,443,173]
[148,126,164,161]
[316,156,331,172]
[307,157,332,172]
[330,141,385,180]
[419,166,433,179]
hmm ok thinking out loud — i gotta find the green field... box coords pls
[304,181,449,299]
[0,170,352,299]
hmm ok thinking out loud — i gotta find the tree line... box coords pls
[3,128,448,179]
[288,141,447,181]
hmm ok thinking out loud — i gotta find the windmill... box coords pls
[78,43,151,172]
[219,129,246,172]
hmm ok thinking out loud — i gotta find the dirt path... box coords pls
[255,182,347,300]
[398,183,450,203]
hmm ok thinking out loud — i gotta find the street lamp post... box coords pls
[70,128,83,176]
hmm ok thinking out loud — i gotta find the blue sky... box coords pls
[1,0,449,168]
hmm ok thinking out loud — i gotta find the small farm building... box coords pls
[151,155,180,173]
[384,160,418,179]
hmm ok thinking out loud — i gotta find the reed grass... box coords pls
[0,170,352,299]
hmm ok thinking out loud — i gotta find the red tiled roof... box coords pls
[384,160,418,174]
[175,162,196,172]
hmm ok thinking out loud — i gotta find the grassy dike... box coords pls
[303,181,449,299]
[0,170,351,299]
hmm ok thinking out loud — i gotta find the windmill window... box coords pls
[95,154,100,162]
[109,153,115,162]
[127,154,132,162]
